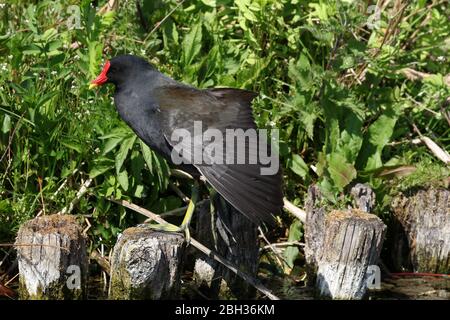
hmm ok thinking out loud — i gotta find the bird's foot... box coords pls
[144,181,198,245]
[144,221,191,245]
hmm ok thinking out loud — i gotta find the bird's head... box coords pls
[89,55,154,89]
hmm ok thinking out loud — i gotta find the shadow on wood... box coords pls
[391,187,449,273]
[192,194,259,299]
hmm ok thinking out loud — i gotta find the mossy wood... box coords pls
[109,227,185,300]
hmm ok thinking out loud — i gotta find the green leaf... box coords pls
[290,154,309,179]
[2,115,11,134]
[117,169,129,191]
[115,135,137,174]
[328,153,357,191]
[336,111,363,164]
[89,157,115,179]
[99,125,131,140]
[102,136,125,155]
[133,184,145,198]
[235,0,258,22]
[61,139,82,154]
[140,140,153,173]
[358,106,399,171]
[201,0,216,7]
[131,150,144,177]
[89,41,103,78]
[182,21,203,66]
[284,220,303,269]
[153,152,170,191]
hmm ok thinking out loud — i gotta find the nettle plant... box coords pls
[277,1,449,208]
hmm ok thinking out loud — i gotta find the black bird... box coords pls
[90,55,283,229]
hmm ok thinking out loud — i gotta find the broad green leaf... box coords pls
[328,153,357,191]
[2,115,11,134]
[89,41,103,77]
[284,220,303,269]
[290,154,309,179]
[140,140,153,173]
[61,139,82,154]
[41,28,58,42]
[182,21,203,66]
[115,135,137,174]
[358,106,398,171]
[336,111,363,164]
[99,125,131,140]
[117,169,129,191]
[131,150,144,175]
[89,158,115,179]
[133,184,145,198]
[201,0,216,7]
[102,136,125,155]
[152,152,170,191]
[235,0,258,22]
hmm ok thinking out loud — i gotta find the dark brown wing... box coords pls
[155,85,283,225]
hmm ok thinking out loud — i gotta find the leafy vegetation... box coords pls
[1,0,449,285]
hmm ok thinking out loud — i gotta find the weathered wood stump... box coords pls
[351,183,376,213]
[305,185,386,299]
[315,210,386,299]
[391,187,450,273]
[15,214,88,300]
[304,185,327,281]
[109,227,185,300]
[193,195,259,299]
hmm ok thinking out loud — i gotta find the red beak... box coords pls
[90,60,110,88]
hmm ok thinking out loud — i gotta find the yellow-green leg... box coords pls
[146,181,199,244]
[179,181,198,242]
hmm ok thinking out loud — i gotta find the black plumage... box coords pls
[91,55,283,225]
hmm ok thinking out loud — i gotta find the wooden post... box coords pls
[193,195,259,299]
[350,183,376,213]
[15,214,88,300]
[316,210,386,299]
[304,185,387,299]
[391,187,450,273]
[109,227,185,300]
[304,185,327,283]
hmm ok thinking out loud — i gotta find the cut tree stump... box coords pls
[15,214,88,300]
[351,183,376,213]
[304,185,327,281]
[193,195,259,299]
[304,185,387,299]
[109,227,185,300]
[391,187,450,273]
[315,210,386,299]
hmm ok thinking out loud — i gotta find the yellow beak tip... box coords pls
[88,83,98,90]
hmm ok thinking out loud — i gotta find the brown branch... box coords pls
[90,250,111,275]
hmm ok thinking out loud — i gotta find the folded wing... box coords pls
[155,85,283,225]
